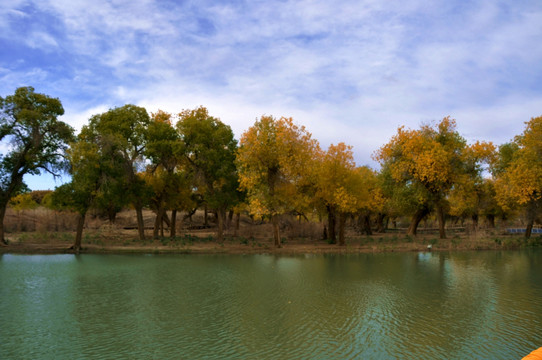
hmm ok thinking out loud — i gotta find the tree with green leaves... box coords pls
[52,125,125,252]
[51,181,91,253]
[144,110,195,238]
[0,87,74,245]
[84,104,151,240]
[378,162,433,235]
[177,107,240,242]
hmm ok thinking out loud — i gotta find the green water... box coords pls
[1,251,542,359]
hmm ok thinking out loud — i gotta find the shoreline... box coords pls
[1,231,535,255]
[1,242,436,255]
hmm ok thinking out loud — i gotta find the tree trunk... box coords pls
[526,218,534,239]
[472,213,479,229]
[160,213,165,238]
[525,202,537,239]
[153,211,160,239]
[204,205,208,227]
[437,204,446,239]
[272,214,281,248]
[72,212,86,254]
[170,210,177,238]
[135,205,145,241]
[217,208,225,242]
[338,212,346,246]
[486,214,495,228]
[184,207,197,223]
[227,209,234,229]
[0,203,7,245]
[407,208,429,236]
[234,212,240,237]
[363,214,372,235]
[327,205,336,244]
[162,212,171,228]
[107,206,117,224]
[153,207,164,239]
[376,213,386,233]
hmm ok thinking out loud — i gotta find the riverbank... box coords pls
[1,229,538,255]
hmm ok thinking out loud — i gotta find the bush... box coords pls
[527,236,542,247]
[501,237,522,250]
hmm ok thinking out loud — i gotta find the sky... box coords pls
[1,0,542,190]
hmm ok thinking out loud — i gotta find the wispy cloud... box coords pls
[25,31,59,50]
[1,0,542,189]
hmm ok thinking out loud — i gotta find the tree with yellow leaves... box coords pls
[314,143,355,244]
[494,116,542,238]
[447,141,496,228]
[375,117,492,239]
[354,166,386,236]
[236,115,319,247]
[311,141,386,245]
[314,143,384,245]
[142,165,193,238]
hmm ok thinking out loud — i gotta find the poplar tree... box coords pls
[494,116,542,238]
[0,87,74,245]
[375,117,492,239]
[177,107,240,242]
[85,105,151,241]
[237,116,318,247]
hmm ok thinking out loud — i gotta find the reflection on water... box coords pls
[1,251,542,359]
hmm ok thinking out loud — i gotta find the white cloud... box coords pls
[61,104,110,133]
[2,0,542,189]
[454,96,542,144]
[26,31,59,50]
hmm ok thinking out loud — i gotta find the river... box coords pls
[1,251,542,359]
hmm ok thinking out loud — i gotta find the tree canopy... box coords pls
[237,115,319,247]
[494,116,542,238]
[0,86,74,244]
[177,106,240,241]
[4,85,540,248]
[84,104,151,240]
[374,117,493,238]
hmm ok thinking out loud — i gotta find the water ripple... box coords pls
[2,252,542,359]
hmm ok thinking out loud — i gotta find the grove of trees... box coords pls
[1,87,541,250]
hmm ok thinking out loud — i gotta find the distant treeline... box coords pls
[1,87,541,251]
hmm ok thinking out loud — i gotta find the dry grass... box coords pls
[2,206,540,254]
[4,207,79,232]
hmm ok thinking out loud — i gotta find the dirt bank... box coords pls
[1,229,533,255]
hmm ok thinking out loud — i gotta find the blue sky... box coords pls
[2,0,542,190]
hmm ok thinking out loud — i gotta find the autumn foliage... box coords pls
[236,116,318,247]
[494,116,542,238]
[374,117,495,239]
[2,86,541,247]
